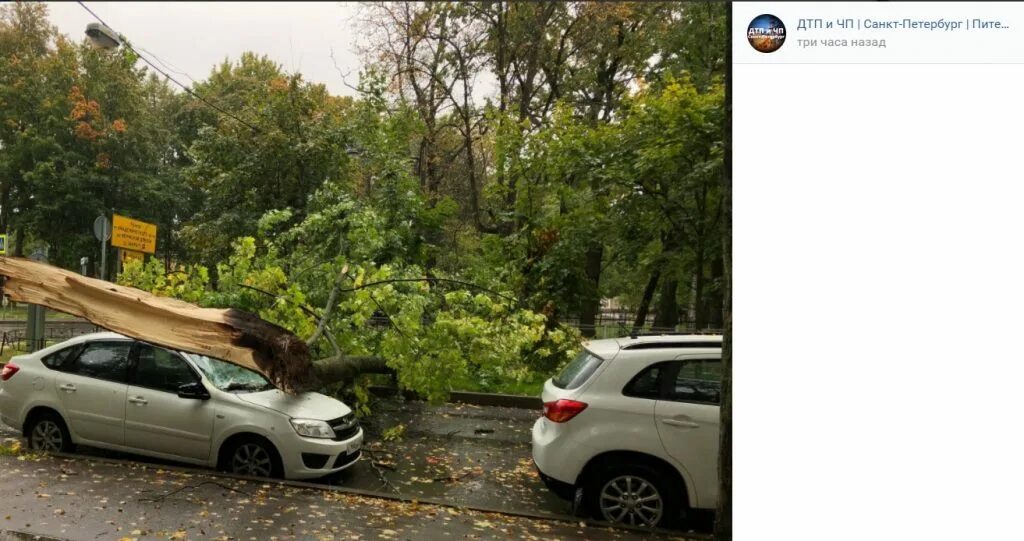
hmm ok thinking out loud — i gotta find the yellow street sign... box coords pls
[120,249,144,265]
[111,214,157,254]
[0,234,6,255]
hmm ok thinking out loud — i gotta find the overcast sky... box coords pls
[46,2,366,97]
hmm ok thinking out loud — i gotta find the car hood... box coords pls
[235,389,350,421]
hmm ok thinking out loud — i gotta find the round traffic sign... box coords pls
[93,216,111,242]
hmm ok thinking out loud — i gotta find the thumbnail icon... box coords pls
[748,14,786,53]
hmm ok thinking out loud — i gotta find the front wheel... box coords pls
[223,437,283,479]
[584,464,680,528]
[26,412,75,453]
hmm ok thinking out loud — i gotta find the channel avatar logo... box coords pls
[748,14,786,53]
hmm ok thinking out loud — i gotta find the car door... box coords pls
[124,342,215,461]
[653,354,722,508]
[53,340,132,445]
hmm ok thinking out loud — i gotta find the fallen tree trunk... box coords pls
[312,355,393,388]
[0,256,315,392]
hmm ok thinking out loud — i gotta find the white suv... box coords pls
[532,334,722,528]
[0,332,363,480]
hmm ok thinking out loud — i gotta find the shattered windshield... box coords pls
[186,353,274,393]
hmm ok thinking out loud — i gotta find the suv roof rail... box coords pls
[626,330,723,339]
[620,341,723,351]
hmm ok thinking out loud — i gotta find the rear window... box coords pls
[41,344,84,370]
[552,350,603,390]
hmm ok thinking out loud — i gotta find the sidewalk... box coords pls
[0,453,695,541]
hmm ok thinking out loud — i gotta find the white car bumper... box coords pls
[532,417,584,486]
[0,388,22,433]
[282,427,364,480]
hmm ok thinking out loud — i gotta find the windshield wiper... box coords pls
[224,382,271,392]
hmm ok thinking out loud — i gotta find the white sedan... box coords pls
[0,332,362,480]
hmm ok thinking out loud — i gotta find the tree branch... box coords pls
[238,284,320,319]
[337,277,518,304]
[306,263,349,347]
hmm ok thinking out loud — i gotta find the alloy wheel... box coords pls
[598,474,664,527]
[231,443,273,477]
[29,420,64,452]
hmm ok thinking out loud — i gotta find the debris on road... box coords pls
[0,454,695,541]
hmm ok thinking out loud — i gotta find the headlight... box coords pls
[290,418,335,439]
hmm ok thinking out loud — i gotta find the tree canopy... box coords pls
[0,1,726,401]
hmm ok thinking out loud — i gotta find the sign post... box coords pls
[93,216,112,281]
[26,250,47,352]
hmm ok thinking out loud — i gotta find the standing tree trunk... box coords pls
[632,269,661,332]
[12,226,25,257]
[693,239,707,329]
[652,275,679,329]
[653,232,682,330]
[714,5,732,538]
[578,243,604,337]
[0,183,11,233]
[706,255,725,329]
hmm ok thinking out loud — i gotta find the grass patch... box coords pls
[0,439,22,456]
[0,347,28,364]
[451,373,548,397]
[0,306,78,321]
[359,371,548,398]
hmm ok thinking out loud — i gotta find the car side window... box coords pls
[667,359,722,405]
[623,362,671,399]
[41,344,84,370]
[131,344,198,393]
[68,341,132,383]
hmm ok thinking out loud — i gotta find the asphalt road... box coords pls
[0,453,695,541]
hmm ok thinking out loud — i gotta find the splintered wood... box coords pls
[0,256,313,392]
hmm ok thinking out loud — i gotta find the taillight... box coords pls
[1,362,19,381]
[543,399,588,423]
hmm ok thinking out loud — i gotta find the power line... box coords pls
[76,1,261,133]
[137,45,197,85]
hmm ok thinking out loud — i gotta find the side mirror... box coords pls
[177,382,210,400]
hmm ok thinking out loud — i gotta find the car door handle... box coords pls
[58,384,76,393]
[661,418,700,429]
[128,396,148,405]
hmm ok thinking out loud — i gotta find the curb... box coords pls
[0,530,69,541]
[368,386,543,410]
[42,451,705,539]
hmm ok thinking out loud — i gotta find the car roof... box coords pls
[67,331,131,343]
[583,333,723,359]
[46,332,205,360]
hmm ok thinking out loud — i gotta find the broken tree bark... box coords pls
[0,256,315,392]
[312,355,392,388]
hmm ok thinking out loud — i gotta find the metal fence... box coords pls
[365,312,719,340]
[564,323,723,339]
[561,313,723,339]
[0,324,103,356]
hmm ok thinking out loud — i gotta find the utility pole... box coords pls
[25,249,47,352]
[94,216,111,281]
[101,237,107,280]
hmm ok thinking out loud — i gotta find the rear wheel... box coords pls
[26,412,75,453]
[584,463,680,528]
